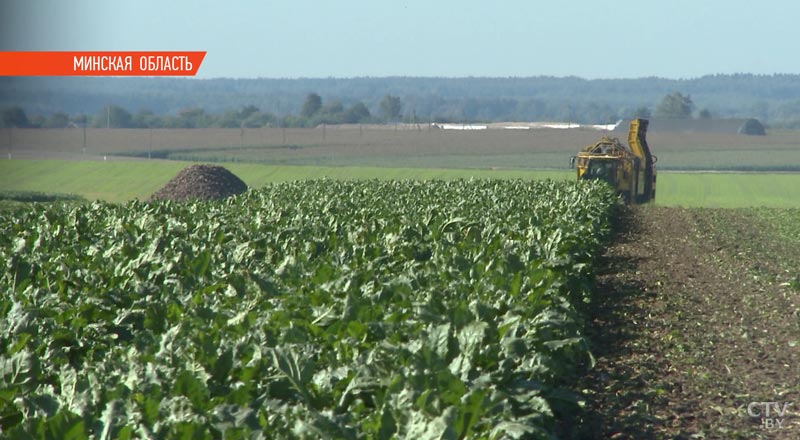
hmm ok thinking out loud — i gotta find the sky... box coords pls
[2,0,799,79]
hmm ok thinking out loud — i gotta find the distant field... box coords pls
[1,159,799,207]
[5,126,800,171]
[654,173,800,207]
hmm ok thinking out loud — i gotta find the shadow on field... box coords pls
[561,207,664,439]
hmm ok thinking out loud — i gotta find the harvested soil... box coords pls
[149,164,247,201]
[574,206,800,439]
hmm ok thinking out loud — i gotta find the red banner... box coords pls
[0,51,206,76]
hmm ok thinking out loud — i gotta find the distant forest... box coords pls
[3,74,800,127]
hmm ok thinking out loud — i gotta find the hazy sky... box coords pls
[2,0,799,79]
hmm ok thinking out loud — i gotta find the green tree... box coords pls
[344,102,371,123]
[0,106,31,128]
[239,105,260,120]
[654,92,694,119]
[177,107,207,128]
[216,109,243,128]
[311,100,345,124]
[29,115,46,128]
[280,115,305,128]
[321,100,344,115]
[44,112,71,128]
[72,114,88,127]
[242,111,275,128]
[380,94,402,121]
[300,93,322,118]
[92,105,133,128]
[697,108,712,119]
[132,109,162,128]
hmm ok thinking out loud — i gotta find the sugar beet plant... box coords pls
[1,179,616,439]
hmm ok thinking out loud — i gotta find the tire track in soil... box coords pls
[575,206,800,439]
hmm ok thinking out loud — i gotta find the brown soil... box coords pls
[149,164,247,201]
[575,206,800,439]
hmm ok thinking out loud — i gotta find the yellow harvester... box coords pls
[570,118,657,203]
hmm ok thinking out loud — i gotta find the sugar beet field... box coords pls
[2,180,618,438]
[3,177,800,438]
[2,127,800,438]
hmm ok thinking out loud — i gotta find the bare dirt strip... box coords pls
[575,206,800,439]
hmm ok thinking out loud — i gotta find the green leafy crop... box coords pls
[0,179,615,439]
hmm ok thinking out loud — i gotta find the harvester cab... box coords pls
[570,118,657,204]
[581,153,618,184]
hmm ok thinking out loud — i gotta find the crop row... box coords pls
[1,179,616,439]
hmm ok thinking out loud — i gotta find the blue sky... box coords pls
[2,0,799,79]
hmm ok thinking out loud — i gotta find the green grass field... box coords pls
[1,159,799,207]
[655,173,800,207]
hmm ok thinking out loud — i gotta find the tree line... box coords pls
[0,94,406,129]
[0,91,709,129]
